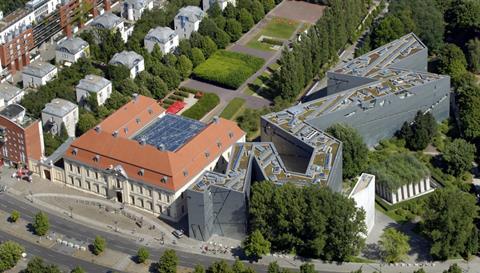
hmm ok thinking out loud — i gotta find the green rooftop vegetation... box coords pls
[368,152,429,191]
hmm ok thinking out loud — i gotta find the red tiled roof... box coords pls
[64,95,245,192]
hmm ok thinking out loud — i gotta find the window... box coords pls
[69,176,74,184]
[140,186,143,195]
[130,196,135,204]
[95,172,99,180]
[77,166,80,174]
[69,164,73,172]
[130,183,134,191]
[87,169,90,177]
[140,199,144,208]
[148,189,152,197]
[166,195,170,203]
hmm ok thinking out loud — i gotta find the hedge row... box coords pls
[174,90,190,98]
[219,98,246,120]
[192,50,265,89]
[182,93,220,120]
[262,37,284,46]
[179,87,199,94]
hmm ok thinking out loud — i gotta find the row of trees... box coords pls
[249,181,366,261]
[268,0,368,101]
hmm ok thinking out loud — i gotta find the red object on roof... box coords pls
[166,101,186,114]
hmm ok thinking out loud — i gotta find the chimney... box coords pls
[132,93,138,102]
[212,116,219,124]
[157,144,165,151]
[112,130,118,137]
[139,137,146,146]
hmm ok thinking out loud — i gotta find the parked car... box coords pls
[172,229,184,238]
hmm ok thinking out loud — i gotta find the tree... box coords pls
[33,212,49,236]
[208,260,233,273]
[24,257,61,273]
[43,132,63,156]
[397,111,436,151]
[207,2,222,18]
[326,124,368,179]
[250,0,265,23]
[267,262,281,273]
[262,0,275,12]
[436,43,468,85]
[232,259,246,273]
[225,19,243,41]
[443,139,476,176]
[224,3,238,19]
[238,9,254,32]
[423,188,479,259]
[59,123,69,140]
[456,81,480,140]
[191,48,206,67]
[86,94,99,113]
[137,246,150,264]
[92,235,106,255]
[0,241,24,272]
[443,264,462,273]
[158,249,178,273]
[466,38,480,73]
[71,266,86,273]
[370,15,407,48]
[379,228,410,263]
[105,64,131,83]
[300,263,315,273]
[176,55,193,79]
[77,112,98,135]
[193,264,206,273]
[9,210,20,223]
[243,230,271,259]
[105,91,130,110]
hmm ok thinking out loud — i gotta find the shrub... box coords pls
[182,93,220,120]
[9,210,20,223]
[168,95,184,101]
[192,50,265,89]
[261,37,283,46]
[179,87,198,94]
[136,247,150,264]
[92,235,106,255]
[33,212,49,236]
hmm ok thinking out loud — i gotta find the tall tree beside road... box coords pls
[442,139,476,176]
[299,263,316,273]
[397,111,437,151]
[0,241,25,272]
[243,230,271,259]
[422,188,479,259]
[327,124,368,179]
[33,212,50,236]
[249,181,366,261]
[23,257,62,273]
[137,247,150,264]
[92,235,106,255]
[379,228,411,263]
[443,264,463,273]
[158,249,178,273]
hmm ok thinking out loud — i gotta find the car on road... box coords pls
[0,185,6,193]
[172,229,184,239]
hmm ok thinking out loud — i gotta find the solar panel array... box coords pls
[133,114,206,152]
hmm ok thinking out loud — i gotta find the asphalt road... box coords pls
[0,229,117,273]
[0,193,272,273]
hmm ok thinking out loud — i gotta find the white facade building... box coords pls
[109,51,144,79]
[26,0,62,21]
[174,6,206,39]
[41,98,79,137]
[121,0,153,21]
[202,0,236,11]
[349,173,375,235]
[55,37,90,64]
[0,83,25,108]
[0,10,35,45]
[144,27,179,54]
[76,74,112,106]
[22,62,57,88]
[89,12,133,42]
[376,177,433,205]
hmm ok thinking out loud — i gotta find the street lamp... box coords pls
[68,206,73,218]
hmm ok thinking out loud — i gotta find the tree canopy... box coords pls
[249,181,366,261]
[422,188,479,259]
[397,111,437,151]
[442,139,476,176]
[33,212,50,236]
[379,228,411,263]
[243,230,271,259]
[0,241,24,272]
[327,124,368,179]
[158,249,178,273]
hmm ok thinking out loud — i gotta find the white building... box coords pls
[202,0,236,11]
[174,6,206,39]
[41,98,79,137]
[0,10,35,45]
[121,0,153,21]
[55,37,90,64]
[0,83,24,108]
[22,62,57,88]
[89,12,133,42]
[109,51,144,79]
[349,173,375,235]
[376,177,432,205]
[76,74,112,106]
[144,27,179,54]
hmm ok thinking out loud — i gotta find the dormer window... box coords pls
[183,170,188,177]
[161,176,168,183]
[136,117,141,124]
[93,155,100,162]
[205,151,210,158]
[72,148,78,155]
[216,141,222,148]
[228,131,234,139]
[138,169,144,176]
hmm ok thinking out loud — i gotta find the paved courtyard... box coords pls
[269,1,326,24]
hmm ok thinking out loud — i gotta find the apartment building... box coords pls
[55,37,90,64]
[0,104,44,167]
[0,83,25,107]
[144,27,179,54]
[75,74,112,106]
[121,0,153,21]
[41,98,79,137]
[174,6,205,39]
[63,95,245,222]
[109,51,144,79]
[22,61,58,88]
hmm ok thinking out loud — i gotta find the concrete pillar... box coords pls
[397,188,403,202]
[408,183,414,198]
[64,24,72,38]
[420,179,425,192]
[425,177,431,191]
[391,192,397,204]
[414,182,420,195]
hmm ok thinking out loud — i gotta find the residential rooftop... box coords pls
[91,12,123,29]
[145,26,177,43]
[349,173,374,197]
[76,74,111,93]
[56,37,89,55]
[42,98,77,117]
[333,33,426,77]
[22,61,56,78]
[0,83,22,102]
[0,8,32,32]
[0,104,34,127]
[176,6,205,23]
[109,51,143,69]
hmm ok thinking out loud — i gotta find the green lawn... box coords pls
[182,93,220,120]
[192,50,265,89]
[219,98,246,120]
[247,17,300,52]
